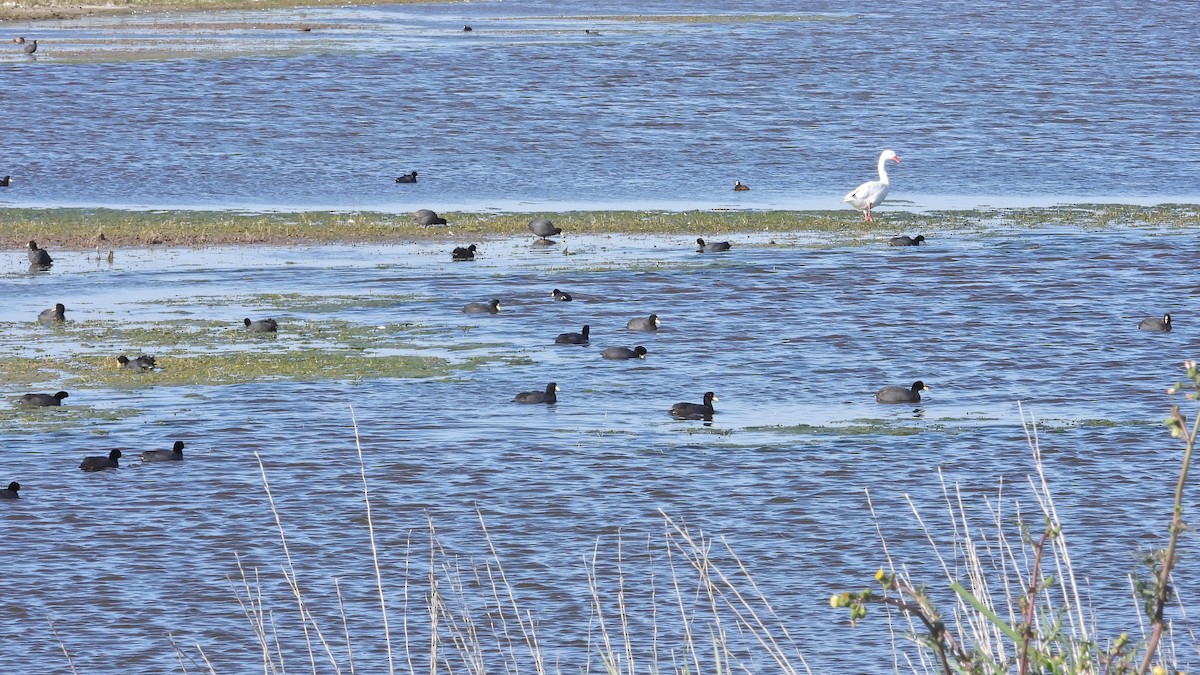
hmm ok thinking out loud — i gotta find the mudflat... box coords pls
[2,204,1197,249]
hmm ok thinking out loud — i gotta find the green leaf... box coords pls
[950,581,1023,644]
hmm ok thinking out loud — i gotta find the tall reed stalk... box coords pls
[166,364,1198,672]
[833,362,1200,673]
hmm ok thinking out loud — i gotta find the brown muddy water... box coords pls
[2,226,1197,672]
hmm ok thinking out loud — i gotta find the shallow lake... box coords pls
[0,0,1198,212]
[2,223,1198,671]
[3,0,1199,670]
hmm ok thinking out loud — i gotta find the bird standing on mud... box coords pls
[528,218,562,241]
[28,240,52,265]
[844,149,900,221]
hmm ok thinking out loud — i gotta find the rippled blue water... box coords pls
[1,0,1198,212]
[3,0,1200,670]
[2,225,1199,671]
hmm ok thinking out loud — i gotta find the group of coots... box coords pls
[445,220,940,418]
[74,443,185,473]
[435,223,677,409]
[495,305,659,403]
[10,224,1174,498]
[437,219,928,421]
[13,36,36,55]
[15,290,196,485]
[507,307,663,405]
[7,240,289,495]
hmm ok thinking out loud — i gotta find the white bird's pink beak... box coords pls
[892,155,902,163]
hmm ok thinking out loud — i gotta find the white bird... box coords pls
[843,149,900,221]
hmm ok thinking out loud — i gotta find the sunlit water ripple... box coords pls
[0,0,1197,211]
[1,225,1197,671]
[2,0,1199,670]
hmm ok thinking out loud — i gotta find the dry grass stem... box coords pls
[1020,404,1090,644]
[662,512,810,675]
[351,407,393,675]
[167,633,190,675]
[48,618,78,675]
[864,488,927,673]
[475,510,547,674]
[586,539,620,673]
[333,578,356,675]
[254,450,340,673]
[228,554,275,673]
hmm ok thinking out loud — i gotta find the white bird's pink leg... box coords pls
[864,202,873,221]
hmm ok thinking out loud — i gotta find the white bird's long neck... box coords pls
[877,154,892,185]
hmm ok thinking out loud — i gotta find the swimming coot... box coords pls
[889,235,926,247]
[671,392,717,420]
[555,325,590,344]
[1138,314,1172,332]
[696,238,732,252]
[18,391,68,407]
[626,314,660,331]
[23,39,36,55]
[528,218,562,240]
[513,382,559,404]
[0,176,10,187]
[551,288,573,301]
[244,318,278,333]
[38,303,65,323]
[463,299,501,314]
[0,481,18,499]
[80,449,121,472]
[876,381,929,403]
[395,171,418,184]
[733,181,750,191]
[141,440,185,462]
[451,244,477,260]
[27,240,52,266]
[601,345,647,360]
[117,355,156,371]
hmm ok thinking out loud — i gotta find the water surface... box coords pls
[0,0,1197,212]
[2,225,1197,671]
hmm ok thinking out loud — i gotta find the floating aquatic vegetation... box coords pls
[746,423,927,436]
[60,351,456,388]
[0,402,142,434]
[517,14,856,24]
